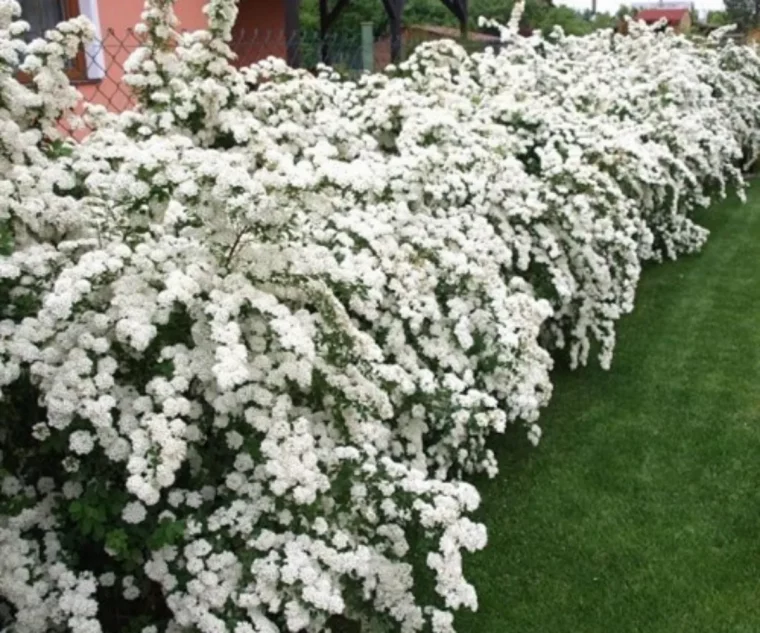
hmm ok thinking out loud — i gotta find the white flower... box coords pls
[122,501,147,524]
[123,585,140,601]
[62,481,83,499]
[0,2,757,632]
[1,476,21,497]
[527,424,542,447]
[98,572,116,587]
[225,430,244,450]
[69,431,95,455]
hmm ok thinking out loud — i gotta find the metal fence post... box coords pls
[361,22,374,72]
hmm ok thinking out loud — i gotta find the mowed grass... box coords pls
[457,185,760,633]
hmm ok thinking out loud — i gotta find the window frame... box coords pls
[64,0,89,82]
[17,0,91,83]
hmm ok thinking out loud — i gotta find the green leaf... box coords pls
[0,222,14,256]
[68,499,83,518]
[105,528,129,554]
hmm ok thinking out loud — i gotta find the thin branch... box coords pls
[224,229,250,269]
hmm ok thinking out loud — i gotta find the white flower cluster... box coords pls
[1,1,759,632]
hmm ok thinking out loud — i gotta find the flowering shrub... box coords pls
[1,1,759,632]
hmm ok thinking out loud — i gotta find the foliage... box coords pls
[1,1,760,633]
[707,10,732,26]
[724,0,760,31]
[616,5,635,19]
[299,0,618,38]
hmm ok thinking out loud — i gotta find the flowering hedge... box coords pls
[1,1,759,632]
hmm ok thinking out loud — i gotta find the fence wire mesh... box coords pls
[42,27,497,137]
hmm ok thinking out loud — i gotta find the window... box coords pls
[17,0,99,81]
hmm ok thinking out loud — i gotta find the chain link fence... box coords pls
[54,25,499,137]
[54,28,363,137]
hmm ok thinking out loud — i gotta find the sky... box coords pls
[555,0,725,15]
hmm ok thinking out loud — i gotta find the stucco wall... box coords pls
[77,0,207,114]
[231,2,287,67]
[97,0,207,37]
[679,13,692,33]
[74,0,285,118]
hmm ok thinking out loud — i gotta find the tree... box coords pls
[299,0,605,37]
[724,0,760,31]
[300,0,385,34]
[706,10,731,25]
[591,12,618,30]
[539,5,595,35]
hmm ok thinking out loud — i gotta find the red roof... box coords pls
[636,8,689,26]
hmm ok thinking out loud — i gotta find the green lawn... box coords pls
[458,185,760,633]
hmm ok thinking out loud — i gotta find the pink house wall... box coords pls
[75,1,286,119]
[76,0,206,115]
[232,2,287,67]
